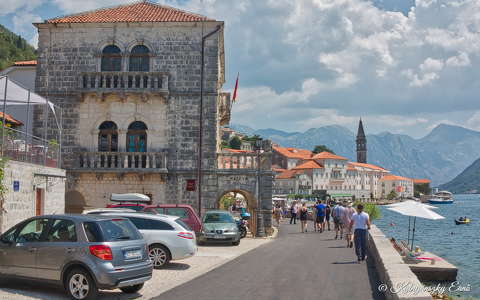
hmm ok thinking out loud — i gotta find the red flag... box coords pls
[232,73,239,102]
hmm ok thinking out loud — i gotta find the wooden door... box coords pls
[35,189,43,216]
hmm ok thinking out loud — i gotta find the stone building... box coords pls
[33,1,272,235]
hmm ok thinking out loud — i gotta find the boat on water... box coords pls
[428,191,454,204]
[455,218,470,225]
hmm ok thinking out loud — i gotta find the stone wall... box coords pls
[1,160,65,232]
[368,225,431,300]
[66,172,166,212]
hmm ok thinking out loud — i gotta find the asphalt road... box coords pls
[155,221,385,300]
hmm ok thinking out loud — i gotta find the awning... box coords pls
[330,193,353,197]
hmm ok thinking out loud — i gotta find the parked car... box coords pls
[198,210,241,246]
[0,214,152,300]
[142,204,202,234]
[98,212,197,268]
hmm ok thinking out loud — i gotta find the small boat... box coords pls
[455,218,470,225]
[428,191,454,204]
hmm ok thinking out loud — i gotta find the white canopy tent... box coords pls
[385,200,438,209]
[387,203,444,250]
[0,75,59,123]
[0,75,63,162]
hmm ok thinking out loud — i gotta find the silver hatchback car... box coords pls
[0,214,152,300]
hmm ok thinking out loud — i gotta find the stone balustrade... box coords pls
[80,72,169,93]
[216,152,272,171]
[77,151,168,171]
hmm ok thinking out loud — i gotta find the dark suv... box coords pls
[0,214,152,299]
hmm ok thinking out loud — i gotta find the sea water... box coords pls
[374,194,480,299]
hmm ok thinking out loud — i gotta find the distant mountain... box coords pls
[0,24,36,70]
[230,123,480,186]
[438,158,480,194]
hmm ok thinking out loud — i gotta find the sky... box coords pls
[1,0,480,138]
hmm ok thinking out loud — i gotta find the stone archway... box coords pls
[217,189,258,236]
[65,190,87,213]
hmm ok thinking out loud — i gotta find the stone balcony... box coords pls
[79,72,169,95]
[216,152,272,173]
[74,151,168,173]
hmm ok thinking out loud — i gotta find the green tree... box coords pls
[353,202,381,220]
[312,145,335,154]
[242,134,261,143]
[0,24,37,70]
[387,190,397,200]
[229,136,242,150]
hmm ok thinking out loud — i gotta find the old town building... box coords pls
[33,1,273,234]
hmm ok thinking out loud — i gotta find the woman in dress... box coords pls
[299,203,308,233]
[273,204,283,227]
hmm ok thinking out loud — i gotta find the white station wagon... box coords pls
[99,212,197,268]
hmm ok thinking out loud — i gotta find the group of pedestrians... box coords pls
[288,200,371,262]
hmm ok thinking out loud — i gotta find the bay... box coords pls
[374,194,480,299]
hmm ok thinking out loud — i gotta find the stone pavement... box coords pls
[0,237,273,300]
[156,221,385,300]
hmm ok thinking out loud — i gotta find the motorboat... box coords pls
[455,218,470,225]
[428,191,454,204]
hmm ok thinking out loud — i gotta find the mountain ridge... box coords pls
[229,123,480,186]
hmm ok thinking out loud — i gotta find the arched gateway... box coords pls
[214,150,274,236]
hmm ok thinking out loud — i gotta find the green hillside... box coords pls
[0,24,36,70]
[439,158,480,194]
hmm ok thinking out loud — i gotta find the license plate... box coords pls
[214,235,225,239]
[124,249,142,260]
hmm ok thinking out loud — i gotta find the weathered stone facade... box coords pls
[1,161,66,232]
[34,4,272,235]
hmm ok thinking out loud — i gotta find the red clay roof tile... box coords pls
[46,1,214,24]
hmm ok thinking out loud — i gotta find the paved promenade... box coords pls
[156,221,385,300]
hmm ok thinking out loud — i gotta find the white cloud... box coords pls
[51,0,132,14]
[0,0,43,16]
[446,52,470,67]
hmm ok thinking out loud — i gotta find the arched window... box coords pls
[98,121,118,152]
[101,45,122,71]
[127,121,147,152]
[129,45,150,72]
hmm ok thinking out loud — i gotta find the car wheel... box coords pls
[66,268,98,300]
[148,245,171,268]
[120,283,144,294]
[232,240,240,246]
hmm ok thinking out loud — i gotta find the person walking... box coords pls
[350,204,371,262]
[290,201,298,225]
[342,202,356,248]
[332,202,345,240]
[325,203,331,231]
[314,200,326,233]
[299,203,308,233]
[273,204,283,227]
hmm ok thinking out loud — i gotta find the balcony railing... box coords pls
[216,152,271,171]
[77,151,168,171]
[80,72,169,94]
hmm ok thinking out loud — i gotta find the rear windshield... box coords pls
[83,219,142,242]
[175,219,191,231]
[203,213,234,224]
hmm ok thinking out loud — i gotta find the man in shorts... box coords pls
[314,200,326,233]
[332,202,345,239]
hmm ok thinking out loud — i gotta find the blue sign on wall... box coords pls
[13,181,20,192]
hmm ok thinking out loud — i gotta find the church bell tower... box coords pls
[356,119,367,163]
